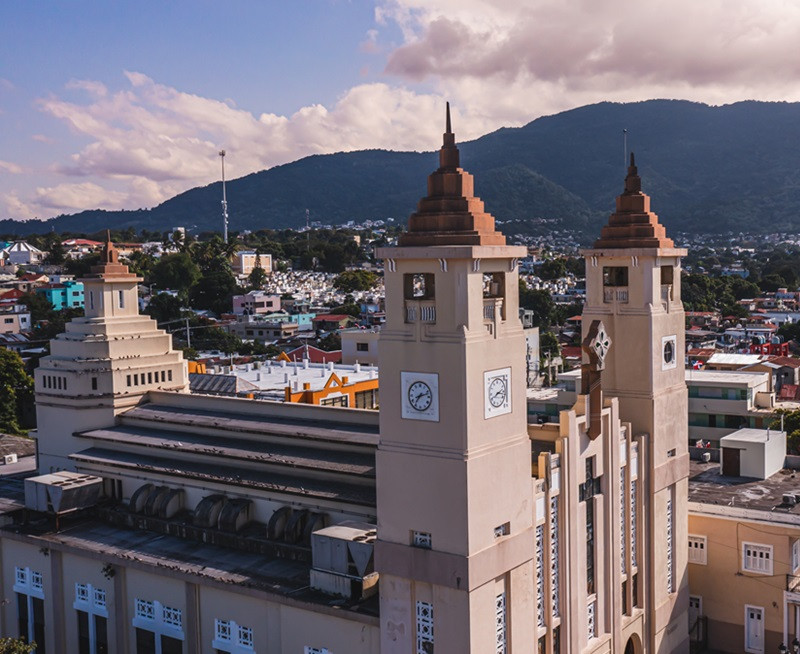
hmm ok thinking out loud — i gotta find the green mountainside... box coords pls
[5,99,800,237]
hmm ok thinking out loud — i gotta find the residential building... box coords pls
[312,314,356,331]
[231,291,281,316]
[688,437,800,653]
[35,280,85,311]
[231,251,272,277]
[0,305,31,334]
[341,329,380,366]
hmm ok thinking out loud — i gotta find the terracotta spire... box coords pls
[398,103,506,246]
[88,229,135,278]
[593,152,674,249]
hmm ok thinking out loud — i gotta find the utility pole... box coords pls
[185,317,191,349]
[220,149,229,243]
[622,129,628,169]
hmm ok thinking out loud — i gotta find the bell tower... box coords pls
[582,155,689,653]
[35,233,187,472]
[375,105,533,653]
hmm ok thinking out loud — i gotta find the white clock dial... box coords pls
[484,367,512,419]
[401,371,439,422]
[488,377,507,407]
[408,381,433,411]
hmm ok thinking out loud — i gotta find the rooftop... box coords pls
[685,369,768,386]
[689,459,800,517]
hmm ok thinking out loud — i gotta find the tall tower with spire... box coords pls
[375,105,534,653]
[35,233,187,473]
[582,154,689,653]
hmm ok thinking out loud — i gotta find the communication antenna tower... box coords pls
[219,150,229,242]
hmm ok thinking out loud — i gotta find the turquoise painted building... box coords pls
[36,280,85,311]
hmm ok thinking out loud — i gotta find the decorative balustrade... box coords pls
[603,287,629,304]
[405,300,436,324]
[483,297,504,321]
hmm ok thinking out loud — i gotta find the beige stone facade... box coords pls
[0,113,692,654]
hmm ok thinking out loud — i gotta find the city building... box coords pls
[341,329,380,366]
[0,115,690,654]
[0,304,31,334]
[0,241,45,265]
[688,439,800,653]
[35,280,85,311]
[232,291,281,316]
[231,251,272,277]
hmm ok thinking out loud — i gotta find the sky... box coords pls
[2,0,800,222]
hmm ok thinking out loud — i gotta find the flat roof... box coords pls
[684,369,768,386]
[707,353,763,365]
[1,515,378,619]
[689,459,800,514]
[721,428,785,445]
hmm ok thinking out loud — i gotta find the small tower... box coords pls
[582,155,689,653]
[376,105,533,653]
[35,233,187,472]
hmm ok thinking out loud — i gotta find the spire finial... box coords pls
[446,101,452,134]
[630,152,635,167]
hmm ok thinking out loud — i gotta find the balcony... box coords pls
[405,299,436,324]
[603,287,629,304]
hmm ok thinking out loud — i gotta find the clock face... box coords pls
[484,367,512,419]
[662,335,678,370]
[408,381,433,411]
[488,377,507,407]
[401,372,439,421]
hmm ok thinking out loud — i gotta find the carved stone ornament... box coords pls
[582,320,611,371]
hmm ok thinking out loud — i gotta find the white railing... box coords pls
[604,287,629,304]
[483,298,504,321]
[405,300,436,324]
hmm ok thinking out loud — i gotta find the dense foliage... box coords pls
[0,349,34,434]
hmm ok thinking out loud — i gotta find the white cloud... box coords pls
[0,161,24,174]
[32,182,129,213]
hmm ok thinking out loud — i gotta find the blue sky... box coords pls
[2,0,798,221]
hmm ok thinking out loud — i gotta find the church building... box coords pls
[0,108,688,654]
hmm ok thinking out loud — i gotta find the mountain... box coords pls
[5,99,800,237]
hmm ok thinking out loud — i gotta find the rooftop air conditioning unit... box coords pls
[3,454,17,465]
[783,493,797,506]
[701,452,711,463]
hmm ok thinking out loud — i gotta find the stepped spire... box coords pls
[398,102,505,246]
[88,229,136,279]
[593,152,674,249]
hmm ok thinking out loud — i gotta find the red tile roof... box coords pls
[312,314,352,322]
[284,345,342,364]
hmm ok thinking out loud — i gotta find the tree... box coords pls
[540,330,561,360]
[0,637,36,653]
[771,409,800,454]
[20,292,55,324]
[126,250,156,279]
[247,254,268,290]
[0,349,34,435]
[150,253,201,294]
[318,332,342,351]
[146,293,183,325]
[333,270,378,293]
[519,280,555,329]
[189,268,238,316]
[45,240,66,265]
[537,258,567,281]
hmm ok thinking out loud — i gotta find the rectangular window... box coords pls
[603,266,628,287]
[136,599,155,621]
[412,531,432,549]
[794,540,800,572]
[127,375,131,386]
[356,342,369,352]
[688,535,707,565]
[495,592,507,654]
[493,522,510,538]
[168,370,173,382]
[161,371,166,382]
[666,493,674,593]
[743,543,773,575]
[161,606,181,629]
[91,377,98,391]
[135,628,156,654]
[119,290,125,309]
[148,372,153,384]
[416,601,433,654]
